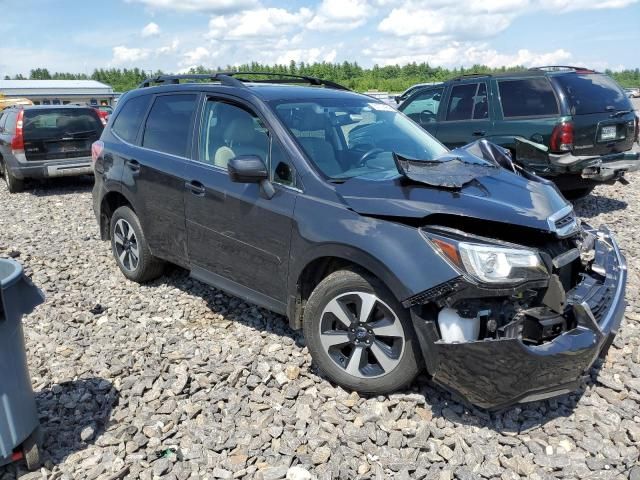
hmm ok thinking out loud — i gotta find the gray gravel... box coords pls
[0,172,639,480]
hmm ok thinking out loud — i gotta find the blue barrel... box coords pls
[0,259,44,469]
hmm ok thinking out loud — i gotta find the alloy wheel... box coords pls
[113,218,140,272]
[319,291,405,379]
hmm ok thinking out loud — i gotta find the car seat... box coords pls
[214,114,268,168]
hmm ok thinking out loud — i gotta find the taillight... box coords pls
[91,140,104,166]
[549,122,574,153]
[10,110,24,152]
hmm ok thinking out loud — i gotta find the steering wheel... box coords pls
[418,109,436,124]
[358,147,385,167]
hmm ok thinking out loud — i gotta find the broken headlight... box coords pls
[423,229,548,286]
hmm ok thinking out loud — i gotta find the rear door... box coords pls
[553,73,636,155]
[22,108,104,162]
[398,86,445,135]
[118,92,199,267]
[436,81,491,148]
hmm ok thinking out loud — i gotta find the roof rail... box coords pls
[451,73,492,81]
[529,65,596,73]
[138,71,350,91]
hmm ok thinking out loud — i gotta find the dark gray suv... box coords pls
[0,105,103,192]
[92,73,627,409]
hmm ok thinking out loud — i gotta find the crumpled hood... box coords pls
[335,167,571,233]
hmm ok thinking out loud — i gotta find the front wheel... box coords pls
[563,186,595,201]
[110,206,164,283]
[303,269,421,394]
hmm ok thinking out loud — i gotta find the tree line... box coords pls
[5,62,640,92]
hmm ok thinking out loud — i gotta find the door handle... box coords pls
[472,130,486,136]
[185,180,206,196]
[126,159,140,172]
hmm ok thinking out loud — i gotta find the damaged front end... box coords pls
[406,223,627,410]
[516,137,639,184]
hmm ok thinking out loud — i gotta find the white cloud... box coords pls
[183,46,211,64]
[378,0,638,40]
[208,7,313,39]
[378,3,517,40]
[157,39,180,55]
[276,48,338,65]
[112,46,150,64]
[141,22,161,37]
[308,0,371,31]
[127,0,258,13]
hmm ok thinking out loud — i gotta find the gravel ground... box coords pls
[1,170,639,480]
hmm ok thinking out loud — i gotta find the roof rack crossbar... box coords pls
[138,74,244,89]
[138,71,350,91]
[227,72,350,91]
[529,65,595,72]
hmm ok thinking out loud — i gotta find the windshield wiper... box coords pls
[609,109,632,118]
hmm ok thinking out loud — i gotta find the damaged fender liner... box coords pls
[409,226,627,409]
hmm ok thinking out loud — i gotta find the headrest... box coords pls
[223,116,256,143]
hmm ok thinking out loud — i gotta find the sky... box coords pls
[0,0,638,78]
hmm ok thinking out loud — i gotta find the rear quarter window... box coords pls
[498,78,559,118]
[555,74,631,115]
[111,95,152,144]
[2,111,17,134]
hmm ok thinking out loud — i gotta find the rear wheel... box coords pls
[110,206,164,283]
[0,160,24,193]
[303,269,421,394]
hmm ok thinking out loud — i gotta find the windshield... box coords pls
[555,74,631,115]
[270,97,449,180]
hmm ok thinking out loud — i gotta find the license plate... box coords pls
[60,145,78,153]
[600,125,617,141]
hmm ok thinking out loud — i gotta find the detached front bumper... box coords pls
[418,226,626,410]
[515,137,640,184]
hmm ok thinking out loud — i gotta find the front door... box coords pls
[184,97,298,312]
[436,81,492,149]
[399,86,444,136]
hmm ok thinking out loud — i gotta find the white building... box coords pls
[0,80,116,106]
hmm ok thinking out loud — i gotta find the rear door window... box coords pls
[22,108,103,140]
[142,94,198,158]
[498,78,559,117]
[112,95,151,144]
[555,74,631,114]
[446,83,487,121]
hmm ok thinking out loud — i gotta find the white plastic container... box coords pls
[438,307,480,343]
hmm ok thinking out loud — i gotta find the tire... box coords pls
[563,186,595,201]
[22,427,41,471]
[110,206,164,283]
[1,160,24,193]
[303,269,421,394]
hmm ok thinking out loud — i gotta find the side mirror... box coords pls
[227,155,275,199]
[227,155,268,183]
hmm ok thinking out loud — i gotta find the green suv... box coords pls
[398,66,639,198]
